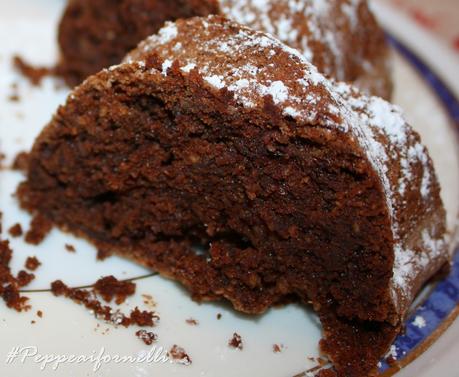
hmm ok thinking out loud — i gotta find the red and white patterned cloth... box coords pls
[378,0,459,53]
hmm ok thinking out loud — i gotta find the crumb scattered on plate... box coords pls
[8,223,23,238]
[25,214,52,245]
[185,318,198,326]
[25,256,41,271]
[228,333,243,350]
[135,329,158,345]
[168,345,192,365]
[65,244,76,253]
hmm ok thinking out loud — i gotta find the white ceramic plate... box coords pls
[0,1,458,376]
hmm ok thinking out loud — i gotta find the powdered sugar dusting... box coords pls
[218,0,362,80]
[156,22,178,44]
[181,62,196,73]
[204,75,226,89]
[332,83,443,304]
[392,245,429,292]
[391,225,446,308]
[132,20,342,125]
[261,81,289,104]
[161,59,173,76]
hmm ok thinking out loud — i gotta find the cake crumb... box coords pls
[168,345,192,365]
[0,238,31,312]
[65,244,76,253]
[93,275,136,304]
[12,151,29,171]
[273,343,284,353]
[13,55,53,86]
[96,247,112,260]
[16,270,35,287]
[25,256,41,271]
[8,94,20,102]
[135,329,158,345]
[216,313,222,320]
[7,82,20,102]
[37,310,43,318]
[25,214,53,245]
[50,279,159,327]
[142,294,156,308]
[228,333,243,350]
[185,318,198,326]
[1,283,31,312]
[128,307,158,327]
[8,223,23,238]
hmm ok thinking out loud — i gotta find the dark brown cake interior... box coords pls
[20,64,395,324]
[18,63,404,376]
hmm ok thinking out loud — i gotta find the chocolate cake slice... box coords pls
[19,16,448,376]
[57,0,392,98]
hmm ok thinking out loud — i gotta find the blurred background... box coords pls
[377,0,459,52]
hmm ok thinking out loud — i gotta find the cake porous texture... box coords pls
[19,16,448,377]
[57,0,392,98]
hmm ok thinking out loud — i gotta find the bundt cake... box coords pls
[57,0,392,98]
[19,16,447,377]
